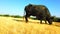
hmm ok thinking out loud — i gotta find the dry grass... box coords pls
[0,16,60,34]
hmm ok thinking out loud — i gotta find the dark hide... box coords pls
[24,4,53,25]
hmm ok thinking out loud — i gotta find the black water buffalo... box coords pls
[24,4,53,25]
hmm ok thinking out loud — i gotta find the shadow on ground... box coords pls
[13,19,39,23]
[13,19,60,27]
[13,19,24,22]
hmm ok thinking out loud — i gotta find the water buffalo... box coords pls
[24,4,53,25]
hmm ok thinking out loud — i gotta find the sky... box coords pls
[0,0,60,17]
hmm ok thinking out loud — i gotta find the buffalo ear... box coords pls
[28,4,33,7]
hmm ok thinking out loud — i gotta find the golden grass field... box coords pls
[0,16,60,34]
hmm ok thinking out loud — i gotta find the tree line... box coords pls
[0,14,60,22]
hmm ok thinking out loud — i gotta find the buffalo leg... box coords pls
[45,19,47,24]
[40,19,42,24]
[25,15,28,23]
[25,14,30,23]
[45,20,47,24]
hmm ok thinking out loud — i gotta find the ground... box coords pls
[0,16,60,34]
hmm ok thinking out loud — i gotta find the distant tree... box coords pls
[53,16,60,22]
